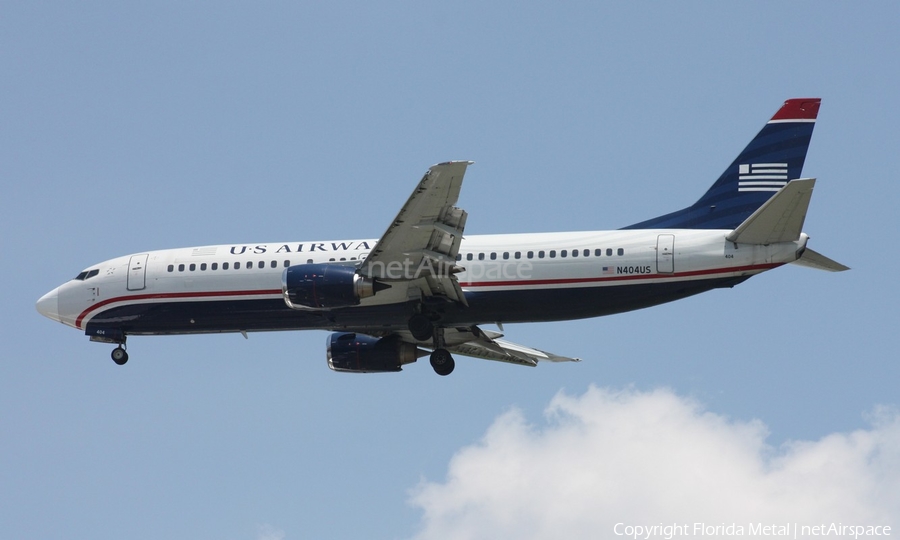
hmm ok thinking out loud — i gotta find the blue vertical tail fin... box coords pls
[623,98,821,230]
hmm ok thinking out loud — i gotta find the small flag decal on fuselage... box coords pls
[738,163,788,192]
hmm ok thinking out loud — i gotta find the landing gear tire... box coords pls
[430,348,455,376]
[111,346,129,366]
[408,314,434,342]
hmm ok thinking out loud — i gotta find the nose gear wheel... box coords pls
[111,346,128,365]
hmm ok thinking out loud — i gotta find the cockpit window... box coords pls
[74,269,100,281]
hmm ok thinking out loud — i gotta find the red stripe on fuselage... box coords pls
[76,262,782,329]
[459,262,780,288]
[76,289,282,329]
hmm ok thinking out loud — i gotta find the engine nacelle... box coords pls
[282,264,387,310]
[326,333,425,373]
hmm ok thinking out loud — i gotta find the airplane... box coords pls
[36,98,847,376]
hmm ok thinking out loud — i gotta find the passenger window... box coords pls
[307,259,313,264]
[572,249,578,258]
[584,249,589,257]
[178,264,185,272]
[618,248,624,256]
[223,262,230,270]
[595,249,602,256]
[561,250,567,258]
[515,252,521,259]
[467,253,473,261]
[234,262,240,269]
[549,250,556,258]
[606,248,613,256]
[478,253,485,261]
[189,264,196,271]
[248,261,254,269]
[503,252,509,260]
[527,251,534,259]
[284,260,290,267]
[200,263,207,271]
[271,261,277,268]
[490,252,497,260]
[538,251,545,259]
[167,265,174,272]
[212,263,218,270]
[258,261,265,269]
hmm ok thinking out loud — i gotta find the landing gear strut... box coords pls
[429,326,455,376]
[111,345,128,365]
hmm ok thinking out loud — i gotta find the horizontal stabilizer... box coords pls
[726,178,815,245]
[792,248,850,272]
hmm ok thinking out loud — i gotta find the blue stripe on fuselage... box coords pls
[84,275,750,337]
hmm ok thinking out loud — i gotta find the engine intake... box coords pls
[282,263,389,310]
[326,333,426,373]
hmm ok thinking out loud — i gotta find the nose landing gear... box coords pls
[87,327,129,366]
[111,345,129,365]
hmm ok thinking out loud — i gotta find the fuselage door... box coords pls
[127,254,149,291]
[657,234,675,274]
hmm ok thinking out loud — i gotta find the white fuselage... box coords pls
[38,229,807,335]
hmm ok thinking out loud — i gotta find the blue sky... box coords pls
[2,2,899,539]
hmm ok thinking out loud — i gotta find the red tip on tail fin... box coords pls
[770,98,821,122]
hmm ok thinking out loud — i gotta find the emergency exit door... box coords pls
[657,234,674,274]
[127,254,149,291]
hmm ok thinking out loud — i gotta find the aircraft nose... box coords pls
[36,287,61,322]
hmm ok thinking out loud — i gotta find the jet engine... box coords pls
[282,264,389,309]
[326,333,426,373]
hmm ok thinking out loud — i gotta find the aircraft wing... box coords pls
[359,161,472,304]
[449,335,580,367]
[397,326,580,367]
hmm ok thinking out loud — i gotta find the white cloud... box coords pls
[256,524,285,540]
[409,387,900,540]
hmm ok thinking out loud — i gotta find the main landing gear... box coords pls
[429,348,455,376]
[407,313,434,342]
[408,313,456,376]
[429,322,455,376]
